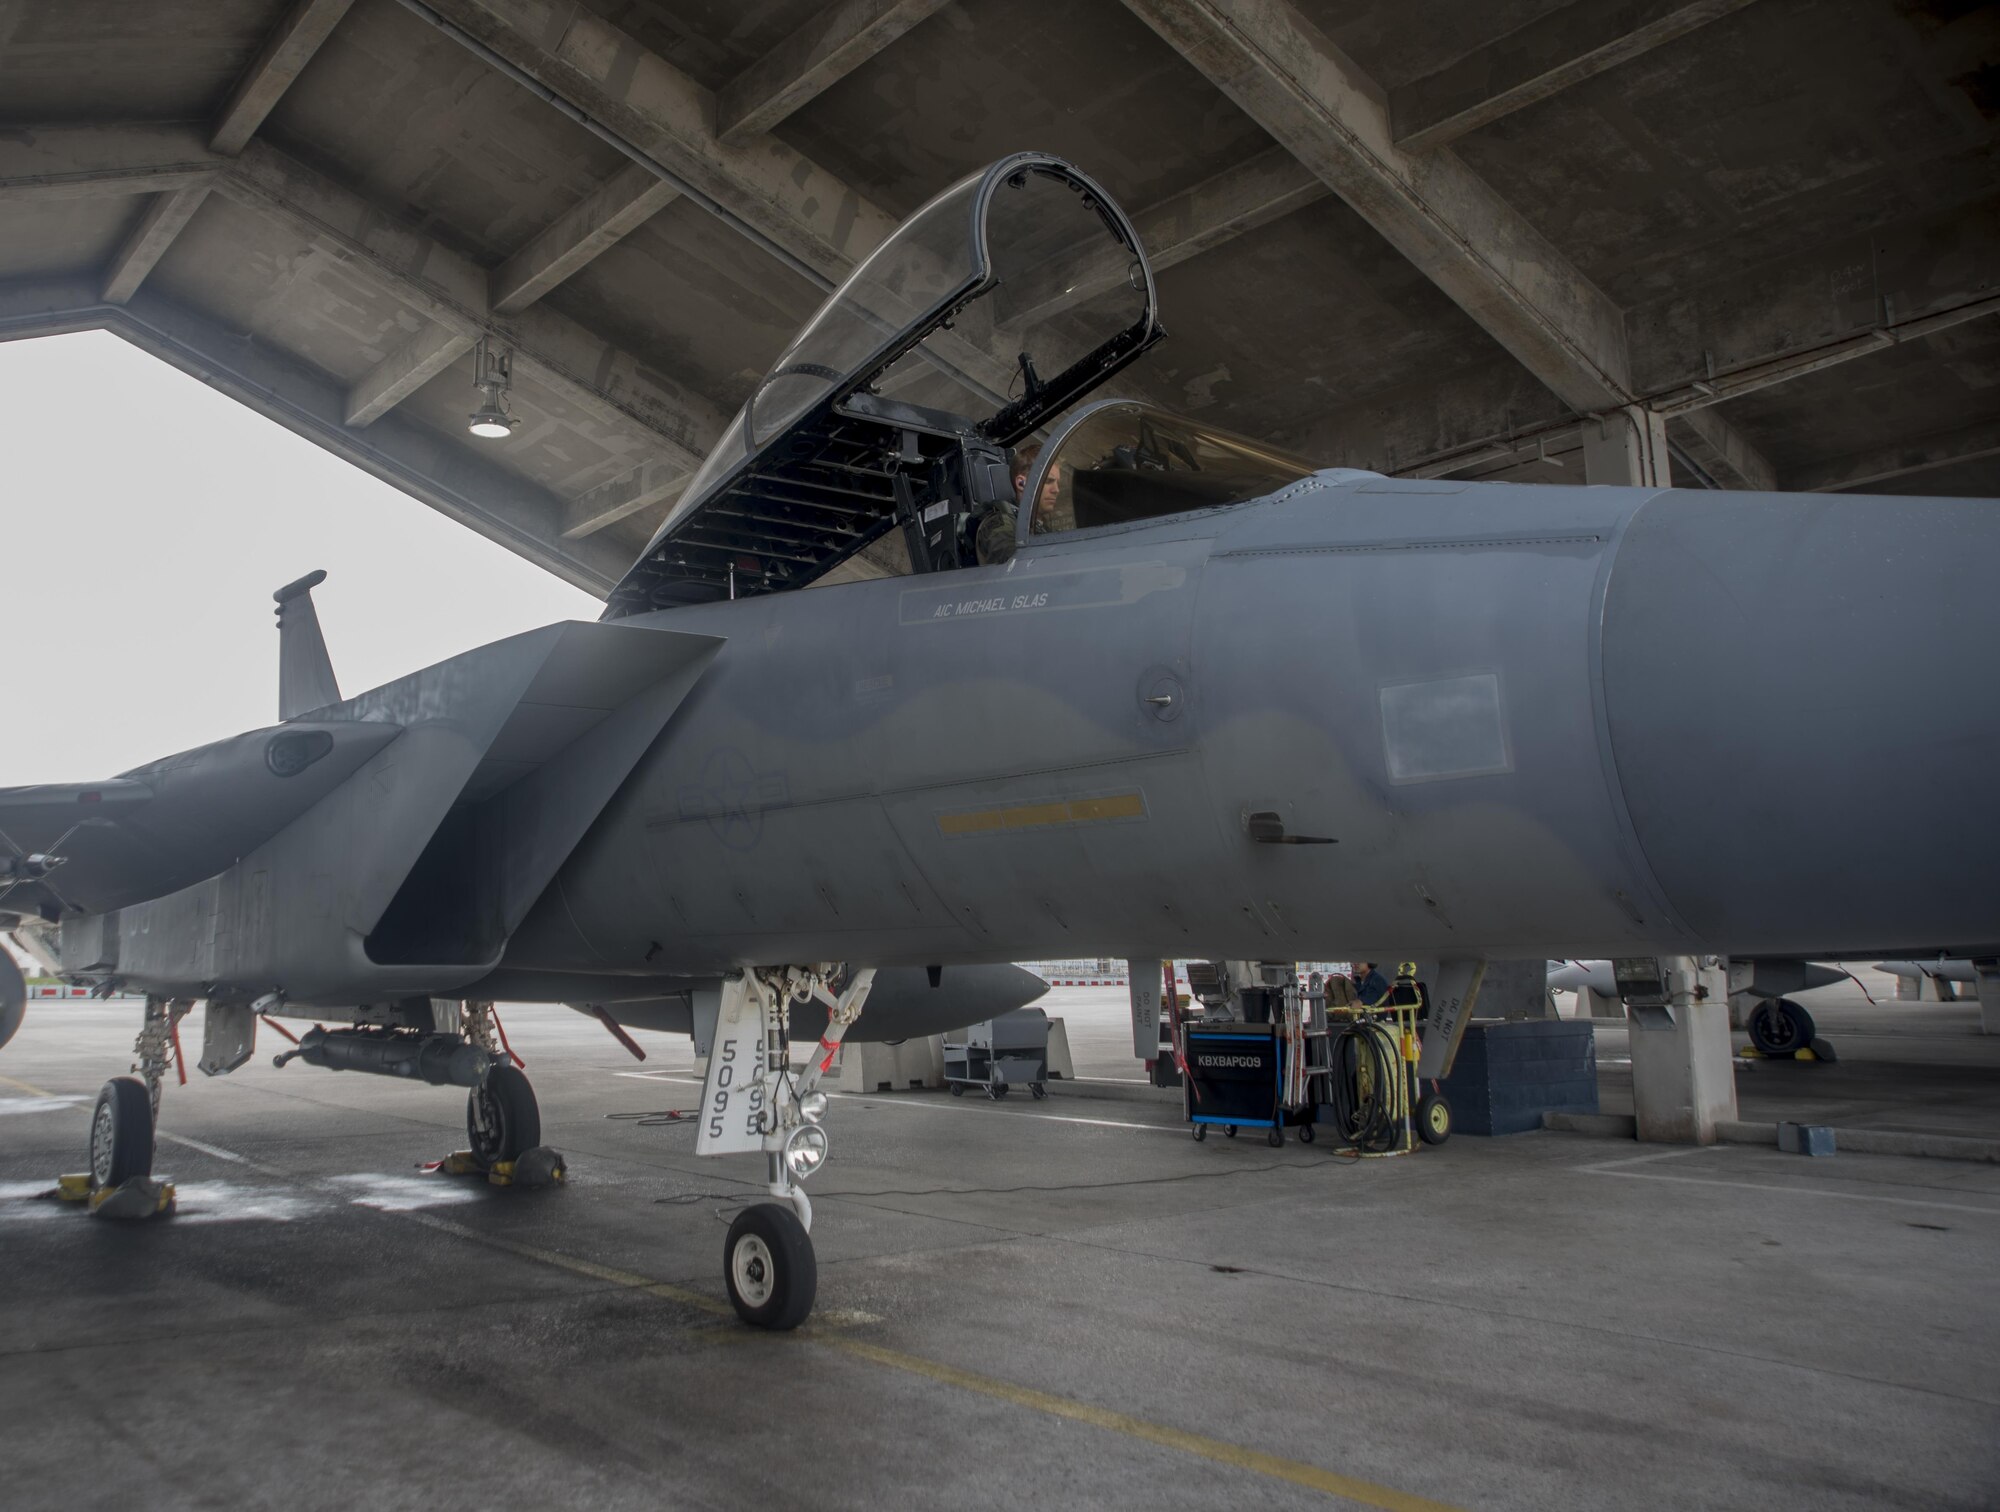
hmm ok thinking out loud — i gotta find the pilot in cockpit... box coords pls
[975,439,1068,566]
[1015,441,1067,534]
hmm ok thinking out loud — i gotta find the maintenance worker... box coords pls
[1351,961,1391,1007]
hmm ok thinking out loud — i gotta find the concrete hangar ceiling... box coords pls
[1,0,1994,595]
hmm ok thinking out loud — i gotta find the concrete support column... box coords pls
[1583,405,1672,487]
[1628,957,1738,1143]
[1977,962,2000,1036]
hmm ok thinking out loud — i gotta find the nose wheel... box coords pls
[724,1202,818,1329]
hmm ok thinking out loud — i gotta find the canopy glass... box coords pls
[1020,400,1319,540]
[606,153,1161,614]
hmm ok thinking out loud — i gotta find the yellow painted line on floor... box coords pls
[828,1336,1460,1510]
[391,1190,1457,1507]
[464,1224,1457,1507]
[0,1074,60,1098]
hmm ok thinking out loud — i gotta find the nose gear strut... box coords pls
[696,965,875,1329]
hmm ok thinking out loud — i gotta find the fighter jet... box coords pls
[5,153,1998,1328]
[1549,958,1847,1054]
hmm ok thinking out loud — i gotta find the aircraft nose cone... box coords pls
[1600,488,2000,954]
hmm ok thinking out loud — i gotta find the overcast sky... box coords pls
[1,331,602,787]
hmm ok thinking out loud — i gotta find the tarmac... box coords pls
[2,986,1996,1511]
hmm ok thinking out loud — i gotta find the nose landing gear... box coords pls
[695,965,876,1329]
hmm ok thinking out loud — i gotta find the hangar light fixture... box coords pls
[468,336,516,439]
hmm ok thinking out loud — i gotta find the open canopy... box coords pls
[605,153,1161,615]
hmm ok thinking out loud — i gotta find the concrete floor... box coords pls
[3,998,1998,1511]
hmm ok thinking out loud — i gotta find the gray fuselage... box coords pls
[509,471,2000,975]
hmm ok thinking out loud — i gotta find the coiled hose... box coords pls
[1329,1018,1405,1153]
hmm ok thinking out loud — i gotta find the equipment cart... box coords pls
[945,1008,1050,1099]
[1181,1023,1317,1146]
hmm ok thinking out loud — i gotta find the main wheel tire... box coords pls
[467,1064,541,1166]
[724,1203,817,1330]
[1748,998,1814,1056]
[90,1077,153,1190]
[1416,1091,1453,1145]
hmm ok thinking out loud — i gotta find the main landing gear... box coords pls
[698,965,876,1330]
[1746,997,1816,1057]
[80,994,190,1215]
[459,1001,543,1169]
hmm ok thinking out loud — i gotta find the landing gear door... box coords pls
[695,985,768,1157]
[1416,959,1487,1081]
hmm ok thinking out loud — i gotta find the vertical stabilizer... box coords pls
[274,570,340,720]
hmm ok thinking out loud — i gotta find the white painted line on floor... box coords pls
[1582,1167,2000,1216]
[0,1095,86,1116]
[163,1132,251,1164]
[834,1094,1184,1135]
[613,1068,1184,1134]
[1575,1147,1719,1173]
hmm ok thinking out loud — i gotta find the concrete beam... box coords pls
[1649,295,2000,417]
[418,0,901,287]
[412,0,1032,406]
[0,276,625,593]
[491,162,679,314]
[0,124,221,203]
[1281,352,1576,475]
[716,0,951,145]
[1629,197,2000,400]
[1391,0,1761,152]
[562,459,685,539]
[1793,416,2000,494]
[1114,3,1782,490]
[1135,145,1329,274]
[216,139,725,462]
[344,324,475,427]
[101,186,212,305]
[1003,147,1328,332]
[1671,408,1777,492]
[212,0,358,155]
[1122,0,1634,414]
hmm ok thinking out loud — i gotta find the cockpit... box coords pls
[1016,400,1316,542]
[602,153,1311,617]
